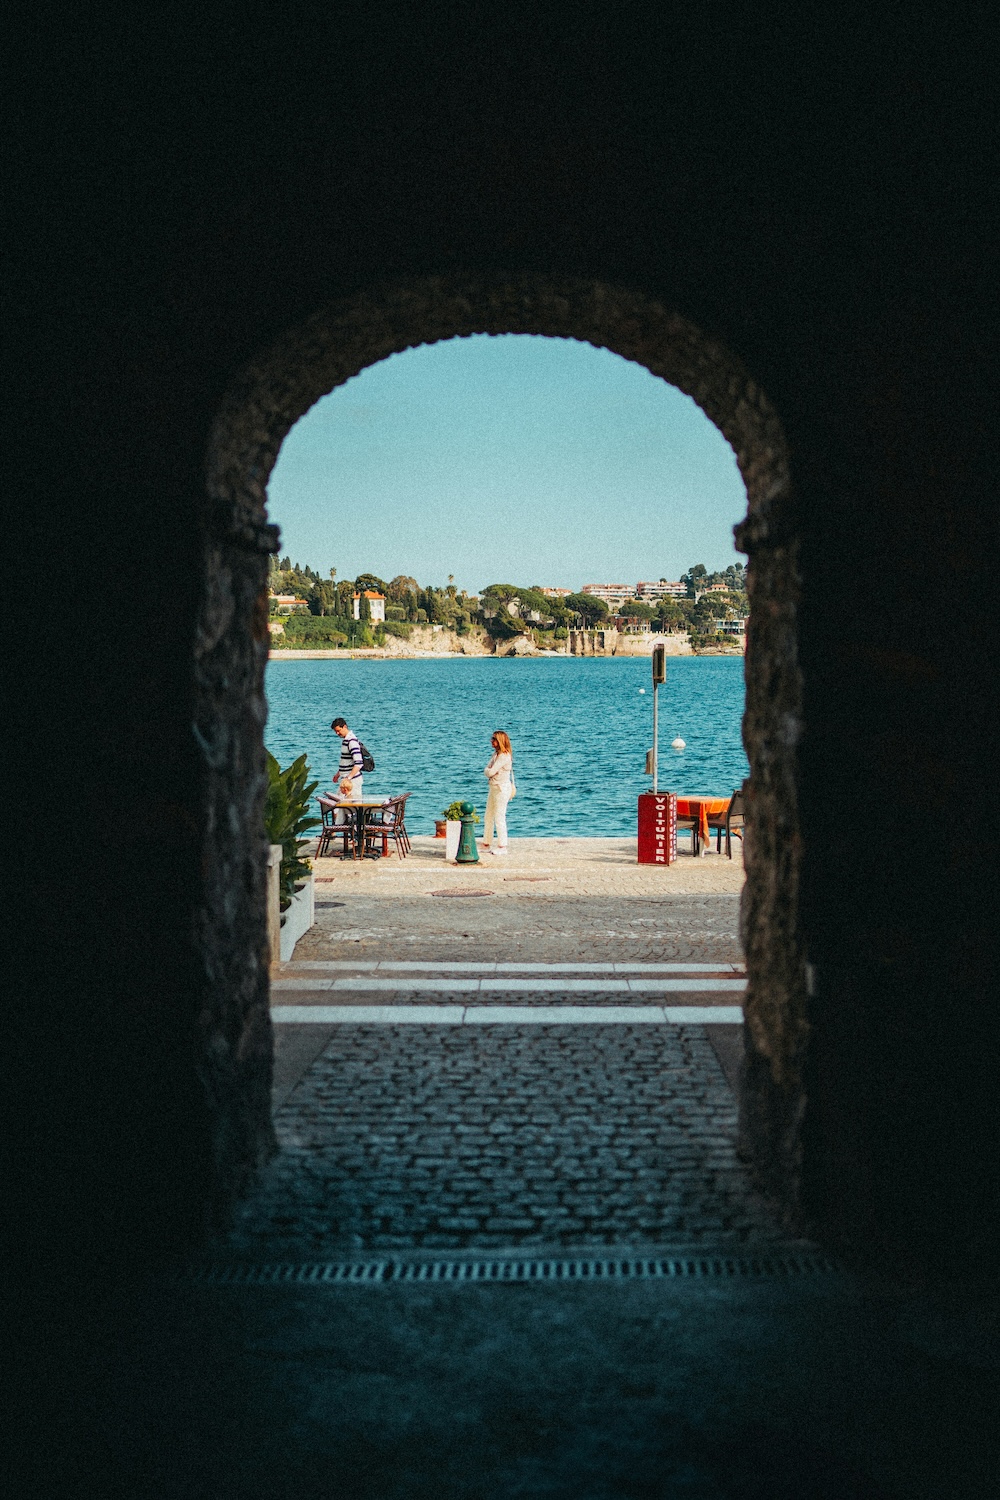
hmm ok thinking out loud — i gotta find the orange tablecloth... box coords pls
[675,796,731,847]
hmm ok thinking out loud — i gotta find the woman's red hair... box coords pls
[492,730,512,756]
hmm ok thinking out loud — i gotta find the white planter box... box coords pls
[445,820,462,861]
[267,844,282,970]
[280,873,315,962]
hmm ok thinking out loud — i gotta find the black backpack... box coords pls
[358,740,376,773]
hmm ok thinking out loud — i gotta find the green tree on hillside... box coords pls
[479,583,521,604]
[564,592,610,625]
[307,581,338,616]
[355,572,388,595]
[656,598,693,632]
[692,596,720,631]
[419,586,453,625]
[478,584,525,637]
[387,575,419,602]
[480,584,554,619]
[619,598,657,622]
[681,564,708,598]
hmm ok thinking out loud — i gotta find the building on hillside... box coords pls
[636,580,686,600]
[713,617,747,635]
[538,586,572,598]
[352,590,386,622]
[269,593,307,613]
[582,583,632,608]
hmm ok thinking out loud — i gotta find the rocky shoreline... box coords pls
[269,624,743,660]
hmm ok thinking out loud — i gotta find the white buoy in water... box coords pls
[638,688,646,694]
[671,737,686,750]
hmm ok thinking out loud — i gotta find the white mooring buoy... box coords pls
[638,688,646,694]
[671,737,686,750]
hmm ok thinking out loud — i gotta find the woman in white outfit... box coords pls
[482,730,514,856]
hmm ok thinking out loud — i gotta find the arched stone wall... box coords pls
[199,276,805,1230]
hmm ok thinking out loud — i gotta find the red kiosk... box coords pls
[637,791,677,864]
[637,642,677,864]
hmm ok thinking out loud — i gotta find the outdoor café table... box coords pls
[343,798,394,859]
[675,795,731,855]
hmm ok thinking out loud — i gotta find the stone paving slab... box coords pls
[233,1024,777,1258]
[311,835,746,899]
[296,892,745,967]
[284,959,744,972]
[271,1005,746,1025]
[273,975,746,992]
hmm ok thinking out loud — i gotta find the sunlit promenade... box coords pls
[308,833,745,897]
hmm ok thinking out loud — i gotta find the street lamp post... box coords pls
[651,640,666,794]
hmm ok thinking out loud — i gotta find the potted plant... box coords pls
[441,800,479,860]
[264,751,321,960]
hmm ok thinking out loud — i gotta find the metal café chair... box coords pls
[363,793,412,860]
[675,804,701,856]
[395,792,412,853]
[315,795,360,859]
[724,788,746,857]
[707,788,746,858]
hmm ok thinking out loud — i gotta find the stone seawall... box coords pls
[567,629,696,657]
[381,625,491,656]
[270,627,743,660]
[270,625,492,658]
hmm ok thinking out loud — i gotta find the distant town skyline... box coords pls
[267,334,747,595]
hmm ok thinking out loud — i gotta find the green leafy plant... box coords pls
[265,751,321,908]
[274,613,350,646]
[442,801,480,823]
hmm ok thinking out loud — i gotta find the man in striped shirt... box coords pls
[331,717,364,802]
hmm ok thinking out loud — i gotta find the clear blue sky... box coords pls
[267,334,746,594]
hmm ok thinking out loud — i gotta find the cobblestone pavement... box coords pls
[228,848,781,1259]
[233,1020,781,1258]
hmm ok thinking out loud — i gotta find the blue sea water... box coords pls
[264,655,748,839]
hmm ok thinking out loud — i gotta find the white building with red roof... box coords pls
[352,589,385,622]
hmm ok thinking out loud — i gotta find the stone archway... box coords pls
[197,276,805,1229]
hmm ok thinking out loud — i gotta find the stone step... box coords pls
[281,960,744,974]
[272,975,746,995]
[271,1004,746,1025]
